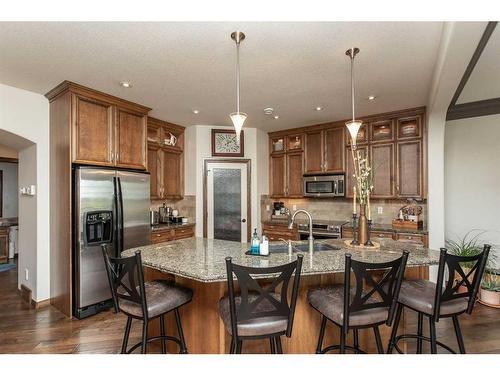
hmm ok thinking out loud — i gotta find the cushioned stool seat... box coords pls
[119,280,193,319]
[308,285,389,327]
[398,280,468,316]
[219,293,288,336]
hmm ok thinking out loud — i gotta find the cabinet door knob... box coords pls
[241,219,246,223]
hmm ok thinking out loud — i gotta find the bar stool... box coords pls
[308,251,409,354]
[218,255,303,354]
[101,245,193,354]
[387,245,490,354]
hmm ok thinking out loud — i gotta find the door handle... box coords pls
[241,219,246,223]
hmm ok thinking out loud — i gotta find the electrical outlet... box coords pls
[292,205,297,211]
[377,206,383,214]
[25,268,29,281]
[266,205,270,212]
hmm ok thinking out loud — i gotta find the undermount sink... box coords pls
[268,242,340,254]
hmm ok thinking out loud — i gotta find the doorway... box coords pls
[203,159,251,243]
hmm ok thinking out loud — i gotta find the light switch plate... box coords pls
[292,205,297,211]
[266,205,270,212]
[377,207,383,214]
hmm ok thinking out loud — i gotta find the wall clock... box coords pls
[211,129,244,157]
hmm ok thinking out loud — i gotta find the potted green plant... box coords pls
[446,230,496,293]
[479,271,500,308]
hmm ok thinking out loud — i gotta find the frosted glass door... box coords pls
[207,163,248,243]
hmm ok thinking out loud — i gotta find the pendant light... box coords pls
[345,47,362,148]
[229,31,247,142]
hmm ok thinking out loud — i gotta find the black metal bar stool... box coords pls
[387,245,490,354]
[102,245,193,354]
[308,251,409,354]
[218,255,303,354]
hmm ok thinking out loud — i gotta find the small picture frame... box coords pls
[211,129,244,157]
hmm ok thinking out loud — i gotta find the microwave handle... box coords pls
[333,180,337,195]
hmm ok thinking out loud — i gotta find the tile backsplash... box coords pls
[150,195,196,223]
[261,195,427,225]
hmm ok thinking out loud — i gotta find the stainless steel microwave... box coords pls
[303,174,345,197]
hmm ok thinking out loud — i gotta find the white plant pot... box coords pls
[479,288,500,308]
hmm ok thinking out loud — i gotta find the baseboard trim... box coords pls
[20,284,32,305]
[31,298,51,309]
[19,284,51,309]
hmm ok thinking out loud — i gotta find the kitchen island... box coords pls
[123,237,440,354]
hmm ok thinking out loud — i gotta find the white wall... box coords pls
[185,125,268,239]
[0,162,19,217]
[445,114,500,266]
[0,84,49,302]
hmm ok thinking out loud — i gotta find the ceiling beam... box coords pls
[446,97,500,121]
[448,21,497,108]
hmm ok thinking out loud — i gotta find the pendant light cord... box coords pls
[236,40,240,114]
[350,48,355,122]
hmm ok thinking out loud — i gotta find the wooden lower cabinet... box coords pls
[0,228,9,264]
[151,225,195,244]
[262,223,299,241]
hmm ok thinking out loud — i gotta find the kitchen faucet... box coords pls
[288,209,314,252]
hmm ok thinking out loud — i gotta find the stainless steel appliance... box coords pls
[297,220,348,240]
[303,174,345,197]
[73,166,150,319]
[150,210,159,225]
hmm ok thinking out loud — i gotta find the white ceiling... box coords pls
[457,25,500,104]
[0,22,443,131]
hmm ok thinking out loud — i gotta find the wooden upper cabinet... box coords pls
[72,95,114,166]
[115,107,147,170]
[146,117,185,200]
[287,134,303,152]
[304,130,324,174]
[370,143,395,198]
[147,143,161,199]
[286,151,304,197]
[345,146,367,198]
[162,149,183,199]
[324,127,344,173]
[397,115,421,139]
[270,136,286,154]
[370,120,394,143]
[270,154,286,197]
[397,140,423,198]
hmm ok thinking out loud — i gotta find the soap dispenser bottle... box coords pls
[251,228,260,254]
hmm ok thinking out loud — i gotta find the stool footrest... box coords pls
[391,334,456,354]
[126,335,185,354]
[320,344,367,354]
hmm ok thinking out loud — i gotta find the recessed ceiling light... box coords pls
[368,95,376,100]
[263,107,274,115]
[120,81,132,88]
[274,115,280,119]
[315,106,323,111]
[192,109,200,114]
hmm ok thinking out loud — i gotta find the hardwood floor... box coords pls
[1,263,499,354]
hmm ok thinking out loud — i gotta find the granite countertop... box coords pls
[0,217,18,228]
[124,237,440,283]
[344,223,428,235]
[151,222,195,232]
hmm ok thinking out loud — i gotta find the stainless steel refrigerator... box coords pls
[73,166,151,319]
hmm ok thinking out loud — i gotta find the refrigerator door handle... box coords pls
[116,176,124,256]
